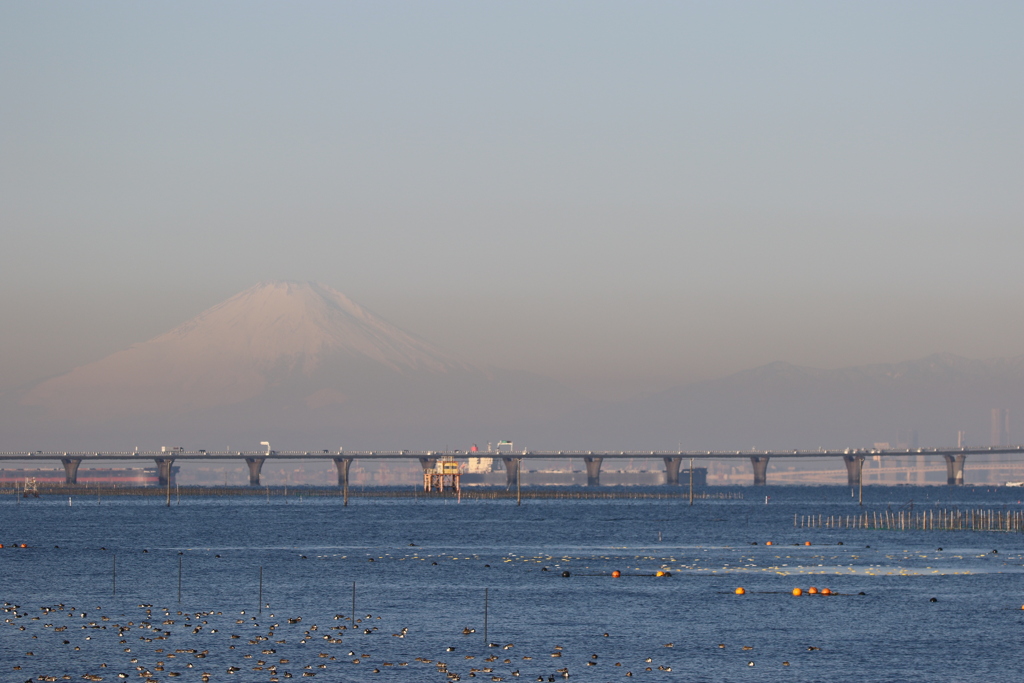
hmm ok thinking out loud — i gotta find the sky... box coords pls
[2,1,1022,399]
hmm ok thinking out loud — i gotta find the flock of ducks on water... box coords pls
[2,596,817,681]
[3,546,857,681]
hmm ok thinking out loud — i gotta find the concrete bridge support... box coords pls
[333,457,353,488]
[244,457,265,486]
[61,458,82,485]
[663,457,683,485]
[502,457,520,487]
[750,456,770,485]
[154,458,175,487]
[583,457,603,486]
[943,454,967,485]
[418,457,438,475]
[842,455,864,486]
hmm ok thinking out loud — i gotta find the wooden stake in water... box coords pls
[259,566,263,614]
[483,587,489,645]
[177,554,182,603]
[166,476,171,508]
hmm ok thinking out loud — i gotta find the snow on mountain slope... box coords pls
[21,281,475,420]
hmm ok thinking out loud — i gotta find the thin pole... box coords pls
[351,582,356,629]
[688,458,694,506]
[516,459,521,506]
[343,475,348,507]
[258,566,263,614]
[177,555,182,603]
[166,474,171,507]
[483,588,488,645]
[112,554,116,596]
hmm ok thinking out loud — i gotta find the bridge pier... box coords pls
[501,457,520,487]
[418,457,438,475]
[943,454,967,485]
[750,456,770,485]
[583,456,603,486]
[333,457,353,488]
[244,457,265,486]
[842,455,864,486]
[663,457,683,485]
[61,458,82,485]
[154,458,175,487]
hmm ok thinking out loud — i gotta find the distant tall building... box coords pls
[897,429,919,450]
[991,409,1010,446]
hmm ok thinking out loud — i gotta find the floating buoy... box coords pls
[19,544,26,548]
[765,541,773,546]
[747,661,755,667]
[792,588,803,597]
[734,587,745,595]
[821,588,832,596]
[804,541,812,546]
[807,587,818,595]
[655,571,665,577]
[929,597,937,603]
[561,571,570,577]
[611,570,621,578]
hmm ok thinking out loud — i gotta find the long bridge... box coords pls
[3,446,1024,487]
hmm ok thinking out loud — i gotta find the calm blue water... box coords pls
[2,486,1024,682]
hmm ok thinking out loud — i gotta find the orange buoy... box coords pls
[792,588,803,597]
[807,587,818,595]
[611,570,621,578]
[19,544,26,548]
[655,571,665,577]
[734,587,746,595]
[821,588,832,596]
[765,541,773,546]
[804,541,812,546]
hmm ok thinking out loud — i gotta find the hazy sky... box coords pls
[2,1,1022,398]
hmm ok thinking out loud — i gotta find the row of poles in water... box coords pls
[794,508,1024,532]
[110,556,367,630]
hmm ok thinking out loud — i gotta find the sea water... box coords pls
[2,486,1023,682]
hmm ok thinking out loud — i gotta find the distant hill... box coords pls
[11,282,579,450]
[533,353,1024,451]
[6,283,1024,452]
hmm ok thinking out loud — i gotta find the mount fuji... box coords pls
[14,282,578,449]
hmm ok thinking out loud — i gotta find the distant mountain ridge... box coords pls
[22,281,474,420]
[7,282,1024,452]
[13,281,577,449]
[533,353,1024,451]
